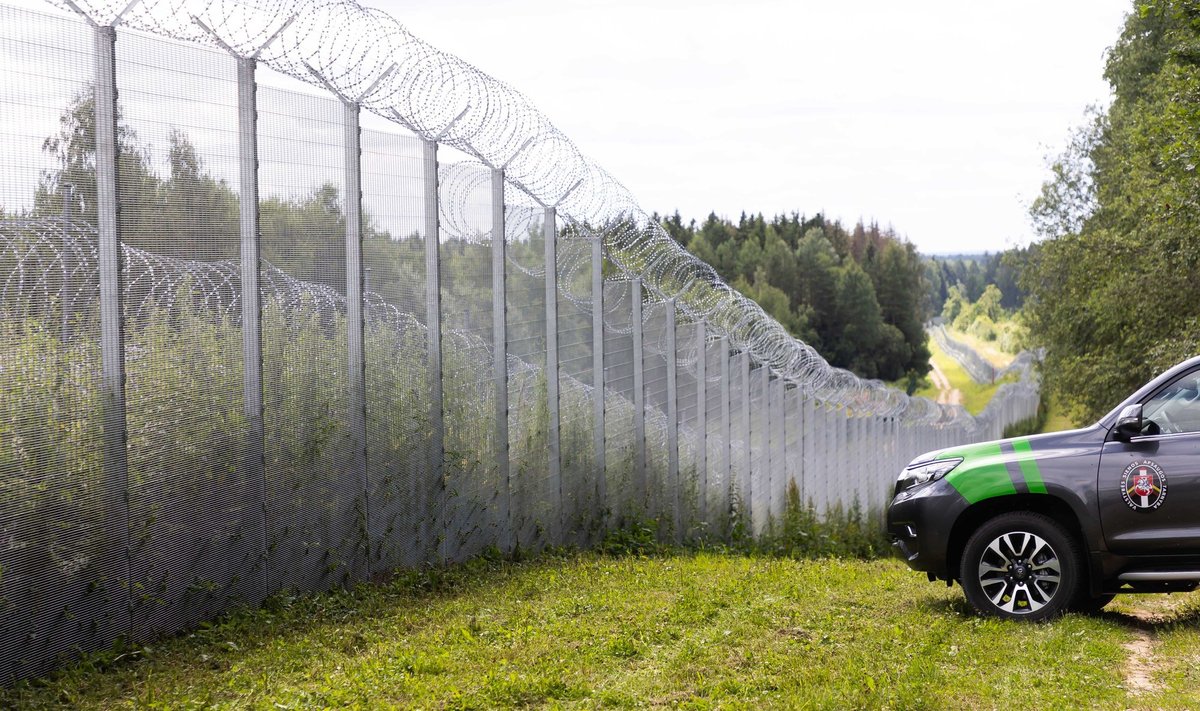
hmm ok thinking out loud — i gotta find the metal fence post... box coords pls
[94,21,131,638]
[592,234,606,527]
[632,278,646,510]
[801,394,815,513]
[850,415,862,510]
[665,301,680,542]
[844,414,855,508]
[759,365,770,535]
[835,408,847,511]
[793,387,802,511]
[491,168,511,553]
[838,407,847,511]
[719,336,731,528]
[819,403,832,514]
[781,383,791,520]
[544,207,561,541]
[422,139,444,560]
[765,374,776,530]
[867,417,876,509]
[343,101,369,578]
[236,56,267,594]
[738,352,751,532]
[695,321,707,528]
[878,415,888,511]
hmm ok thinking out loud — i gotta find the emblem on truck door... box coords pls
[1122,460,1167,511]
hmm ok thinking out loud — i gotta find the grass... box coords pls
[3,545,1175,710]
[942,326,1016,370]
[1003,392,1084,437]
[911,338,1009,416]
[1115,593,1200,707]
[1040,394,1083,433]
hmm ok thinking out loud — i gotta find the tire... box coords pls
[1070,593,1116,614]
[959,512,1082,621]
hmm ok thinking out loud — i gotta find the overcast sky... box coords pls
[368,0,1130,255]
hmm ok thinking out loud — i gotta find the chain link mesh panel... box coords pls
[114,29,263,641]
[730,352,751,534]
[505,207,551,550]
[674,319,701,538]
[703,334,725,534]
[772,379,787,526]
[602,280,637,524]
[257,85,365,593]
[641,300,671,536]
[785,387,804,512]
[0,6,121,683]
[438,160,497,563]
[747,366,767,535]
[361,128,426,572]
[555,228,596,544]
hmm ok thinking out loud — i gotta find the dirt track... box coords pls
[929,361,963,406]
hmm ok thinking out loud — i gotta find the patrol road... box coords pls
[929,360,963,406]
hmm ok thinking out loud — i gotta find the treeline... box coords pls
[923,252,1027,318]
[656,211,929,382]
[1023,0,1200,421]
[942,284,1026,354]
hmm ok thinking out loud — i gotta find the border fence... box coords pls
[930,323,1040,385]
[0,0,1039,682]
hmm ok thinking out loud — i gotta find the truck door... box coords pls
[1098,368,1200,554]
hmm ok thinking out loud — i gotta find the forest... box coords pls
[922,251,1027,317]
[656,211,929,383]
[1024,0,1200,422]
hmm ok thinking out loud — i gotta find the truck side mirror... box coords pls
[1114,404,1144,441]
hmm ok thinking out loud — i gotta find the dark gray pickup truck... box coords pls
[888,356,1200,620]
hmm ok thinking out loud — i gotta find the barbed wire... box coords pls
[40,0,1037,429]
[6,215,1039,436]
[0,217,547,380]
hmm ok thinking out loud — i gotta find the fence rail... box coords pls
[0,0,1038,683]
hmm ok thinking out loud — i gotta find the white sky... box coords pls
[5,0,1131,255]
[368,0,1129,255]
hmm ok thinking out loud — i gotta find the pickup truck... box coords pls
[888,355,1200,620]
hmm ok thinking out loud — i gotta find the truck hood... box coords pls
[924,427,1098,505]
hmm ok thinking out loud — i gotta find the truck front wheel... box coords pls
[959,512,1082,621]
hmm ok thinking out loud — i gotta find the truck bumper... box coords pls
[887,479,968,580]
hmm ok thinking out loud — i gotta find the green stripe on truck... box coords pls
[1011,439,1048,494]
[944,443,1018,504]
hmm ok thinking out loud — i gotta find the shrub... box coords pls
[967,314,997,341]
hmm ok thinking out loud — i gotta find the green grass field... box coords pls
[942,326,1017,370]
[910,339,1008,416]
[1040,394,1084,433]
[5,550,1198,710]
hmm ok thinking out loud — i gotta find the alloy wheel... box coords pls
[976,530,1062,614]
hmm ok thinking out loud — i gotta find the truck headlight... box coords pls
[896,457,962,492]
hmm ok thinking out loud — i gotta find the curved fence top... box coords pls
[45,0,1034,430]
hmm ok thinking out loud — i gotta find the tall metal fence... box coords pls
[0,0,1039,682]
[930,323,1040,385]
